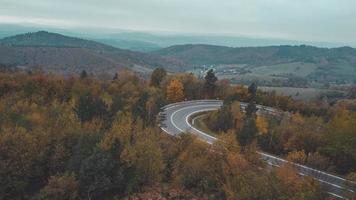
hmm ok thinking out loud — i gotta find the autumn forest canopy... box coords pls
[0,68,355,199]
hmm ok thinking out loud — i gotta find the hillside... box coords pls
[2,32,356,84]
[104,32,344,49]
[0,31,182,74]
[0,31,116,50]
[154,44,356,84]
[96,38,161,52]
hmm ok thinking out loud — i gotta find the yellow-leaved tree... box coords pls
[230,101,244,131]
[256,115,269,135]
[166,79,185,103]
[286,150,307,164]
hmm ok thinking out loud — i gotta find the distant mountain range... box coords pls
[0,31,182,74]
[1,24,353,52]
[153,44,356,84]
[0,31,116,50]
[0,30,355,85]
[103,32,347,50]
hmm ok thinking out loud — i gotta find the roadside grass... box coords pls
[189,112,217,137]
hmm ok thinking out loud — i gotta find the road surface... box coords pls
[159,100,355,199]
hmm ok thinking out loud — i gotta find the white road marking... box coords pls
[170,107,185,133]
[161,127,175,136]
[298,172,353,192]
[328,192,348,200]
[185,108,219,144]
[170,103,221,134]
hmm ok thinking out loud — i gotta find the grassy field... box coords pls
[213,62,324,87]
[190,113,217,136]
[250,62,317,77]
[219,74,287,82]
[259,86,345,100]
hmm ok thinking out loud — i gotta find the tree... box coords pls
[306,152,332,171]
[145,87,167,125]
[256,115,268,135]
[230,101,244,131]
[237,83,259,147]
[347,86,356,98]
[35,173,78,200]
[74,92,109,122]
[282,114,324,154]
[111,95,124,116]
[0,128,42,199]
[175,73,203,100]
[286,150,307,164]
[150,68,166,87]
[245,82,258,117]
[323,108,356,174]
[245,101,258,117]
[132,92,149,121]
[78,148,124,199]
[173,135,219,193]
[238,117,258,147]
[207,106,234,132]
[275,164,324,199]
[120,135,165,192]
[248,82,257,101]
[113,73,118,80]
[204,69,218,98]
[166,79,185,103]
[80,70,88,79]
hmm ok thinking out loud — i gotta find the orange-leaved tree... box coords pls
[256,115,269,135]
[166,79,185,103]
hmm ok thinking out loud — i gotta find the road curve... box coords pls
[159,100,355,199]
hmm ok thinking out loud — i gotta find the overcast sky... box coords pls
[1,0,355,45]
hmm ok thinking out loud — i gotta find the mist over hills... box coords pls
[105,32,346,49]
[0,24,352,52]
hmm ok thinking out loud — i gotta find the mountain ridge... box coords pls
[0,31,113,49]
[0,31,183,74]
[153,44,356,84]
[1,31,355,84]
[154,44,356,64]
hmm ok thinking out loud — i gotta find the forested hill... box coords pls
[154,44,356,65]
[0,31,183,74]
[1,32,356,83]
[0,31,116,50]
[154,44,356,83]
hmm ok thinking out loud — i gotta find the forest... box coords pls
[0,68,355,200]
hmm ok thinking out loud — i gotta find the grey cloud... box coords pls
[0,0,356,45]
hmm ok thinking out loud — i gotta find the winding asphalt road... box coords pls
[159,100,355,199]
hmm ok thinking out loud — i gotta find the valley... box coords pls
[2,1,356,199]
[0,31,355,200]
